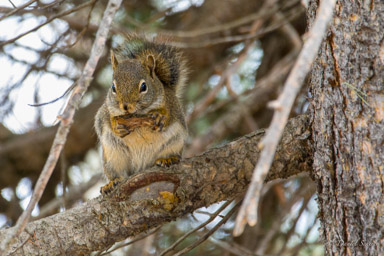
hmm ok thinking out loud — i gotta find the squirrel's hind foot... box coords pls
[100,178,122,195]
[155,155,180,167]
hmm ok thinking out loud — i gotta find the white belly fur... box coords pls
[102,121,186,177]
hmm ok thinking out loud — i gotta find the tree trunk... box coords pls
[309,0,384,254]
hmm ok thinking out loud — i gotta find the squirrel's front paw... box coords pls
[113,115,153,137]
[113,124,134,138]
[100,178,121,195]
[149,111,167,131]
[155,155,180,167]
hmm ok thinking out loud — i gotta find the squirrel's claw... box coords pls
[100,178,121,195]
[150,112,167,131]
[155,155,180,167]
[114,124,133,138]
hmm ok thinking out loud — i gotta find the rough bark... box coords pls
[0,115,312,255]
[308,0,384,254]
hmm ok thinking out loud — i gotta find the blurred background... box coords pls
[0,0,322,255]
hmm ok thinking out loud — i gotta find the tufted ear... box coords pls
[110,50,119,71]
[146,54,156,78]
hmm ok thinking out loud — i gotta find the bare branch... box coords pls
[167,7,303,48]
[233,0,336,236]
[0,0,122,253]
[98,226,161,256]
[157,4,279,38]
[34,174,102,220]
[0,0,97,47]
[187,41,254,123]
[255,181,315,255]
[209,238,260,256]
[173,200,242,256]
[0,0,37,22]
[186,49,297,157]
[62,0,97,49]
[159,199,234,256]
[7,1,16,8]
[127,0,298,39]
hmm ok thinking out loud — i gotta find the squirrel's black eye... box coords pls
[139,81,147,93]
[112,82,116,93]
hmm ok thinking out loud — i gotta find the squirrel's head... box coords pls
[107,50,165,116]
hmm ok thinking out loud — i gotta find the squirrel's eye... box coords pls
[112,82,116,93]
[139,81,147,93]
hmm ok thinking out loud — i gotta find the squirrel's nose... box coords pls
[122,103,136,114]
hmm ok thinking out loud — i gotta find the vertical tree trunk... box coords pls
[309,0,384,254]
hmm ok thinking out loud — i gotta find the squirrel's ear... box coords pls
[146,54,156,78]
[110,50,118,70]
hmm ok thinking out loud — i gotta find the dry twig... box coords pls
[0,0,37,22]
[0,0,122,253]
[255,181,315,255]
[168,8,302,49]
[0,0,97,47]
[233,0,336,236]
[98,226,161,256]
[173,200,242,256]
[187,42,253,123]
[159,199,234,256]
[186,50,297,157]
[34,173,102,220]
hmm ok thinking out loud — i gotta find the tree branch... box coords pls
[0,0,122,253]
[0,0,97,47]
[233,0,336,236]
[0,115,312,256]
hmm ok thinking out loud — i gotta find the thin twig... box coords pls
[288,219,319,256]
[0,0,97,47]
[37,0,66,11]
[186,3,271,123]
[63,0,97,49]
[0,0,37,21]
[159,200,234,256]
[186,49,297,157]
[255,182,315,255]
[167,9,302,49]
[233,0,336,236]
[34,174,102,220]
[188,6,275,124]
[0,0,122,253]
[4,51,75,79]
[209,237,263,256]
[28,0,96,107]
[187,42,253,123]
[98,226,161,255]
[7,0,17,8]
[157,5,280,38]
[132,0,299,39]
[276,190,314,255]
[173,200,242,256]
